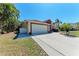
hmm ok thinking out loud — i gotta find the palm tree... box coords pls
[54,19,62,31]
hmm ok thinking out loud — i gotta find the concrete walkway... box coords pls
[32,33,79,56]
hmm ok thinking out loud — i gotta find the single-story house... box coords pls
[20,20,53,35]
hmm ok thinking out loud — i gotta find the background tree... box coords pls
[0,3,19,33]
[54,19,62,31]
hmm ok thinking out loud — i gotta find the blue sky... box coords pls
[15,3,79,23]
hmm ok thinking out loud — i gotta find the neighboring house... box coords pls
[70,23,78,30]
[20,20,52,35]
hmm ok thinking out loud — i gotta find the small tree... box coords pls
[60,23,72,35]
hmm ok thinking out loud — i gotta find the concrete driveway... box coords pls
[32,33,79,56]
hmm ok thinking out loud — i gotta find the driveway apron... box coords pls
[32,33,79,56]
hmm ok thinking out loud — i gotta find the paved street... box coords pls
[32,33,79,56]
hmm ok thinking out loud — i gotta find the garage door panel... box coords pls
[32,24,48,34]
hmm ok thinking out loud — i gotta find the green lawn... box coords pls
[60,31,79,37]
[0,32,48,56]
[69,31,79,37]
